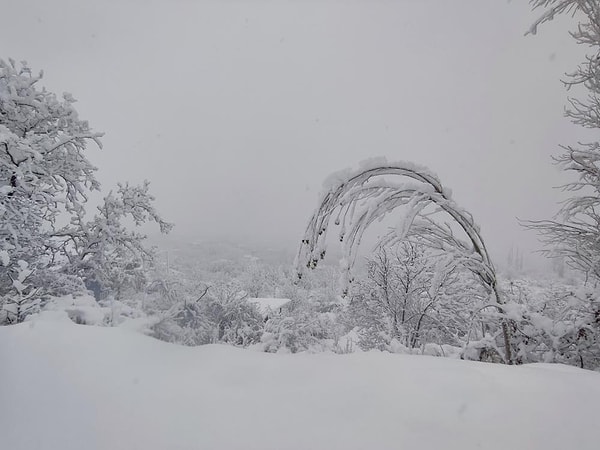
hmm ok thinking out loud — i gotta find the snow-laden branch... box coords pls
[296,158,513,363]
[296,158,495,291]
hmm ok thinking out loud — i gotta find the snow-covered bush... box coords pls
[151,280,264,347]
[24,293,149,329]
[152,302,214,346]
[40,294,108,325]
[499,279,600,369]
[262,298,345,353]
[456,277,600,369]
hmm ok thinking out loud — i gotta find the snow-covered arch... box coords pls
[295,158,512,363]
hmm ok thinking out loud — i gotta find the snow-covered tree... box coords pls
[57,181,172,299]
[526,1,600,283]
[0,58,102,306]
[296,158,513,363]
[348,242,479,351]
[0,58,170,321]
[0,260,39,324]
[519,2,600,367]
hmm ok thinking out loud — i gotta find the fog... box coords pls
[2,0,586,268]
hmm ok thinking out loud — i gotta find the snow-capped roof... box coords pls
[247,297,291,316]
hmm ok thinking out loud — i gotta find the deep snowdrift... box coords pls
[2,317,600,450]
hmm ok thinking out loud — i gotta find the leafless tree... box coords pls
[353,241,473,349]
[525,1,600,284]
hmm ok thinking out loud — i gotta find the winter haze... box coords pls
[5,3,600,449]
[1,0,585,264]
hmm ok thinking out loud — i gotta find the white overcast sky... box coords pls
[1,0,590,266]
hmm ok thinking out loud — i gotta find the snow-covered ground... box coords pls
[2,317,600,450]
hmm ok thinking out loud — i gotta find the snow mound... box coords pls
[1,319,599,450]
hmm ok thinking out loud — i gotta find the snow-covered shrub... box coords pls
[262,298,344,353]
[152,302,214,346]
[151,281,264,347]
[98,296,147,326]
[462,333,506,363]
[458,277,600,369]
[27,293,149,328]
[34,294,107,325]
[502,281,600,369]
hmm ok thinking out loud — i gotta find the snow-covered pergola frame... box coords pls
[295,158,513,364]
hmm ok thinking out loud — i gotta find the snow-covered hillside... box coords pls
[2,317,599,450]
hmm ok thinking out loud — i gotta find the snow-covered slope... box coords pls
[2,318,599,450]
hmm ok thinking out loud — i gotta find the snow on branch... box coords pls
[296,158,513,363]
[527,0,581,36]
[296,158,496,295]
